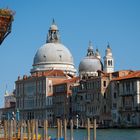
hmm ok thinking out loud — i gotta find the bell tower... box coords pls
[103,44,114,73]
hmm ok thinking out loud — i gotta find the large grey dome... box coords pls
[31,20,76,76]
[79,42,102,78]
[33,43,73,65]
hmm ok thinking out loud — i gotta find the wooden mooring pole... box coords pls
[7,120,10,140]
[9,120,13,140]
[93,118,96,140]
[13,120,16,138]
[35,120,38,140]
[17,121,21,139]
[57,118,60,140]
[87,118,90,140]
[4,120,8,140]
[44,119,48,140]
[27,120,31,140]
[70,119,73,140]
[64,118,67,140]
[60,119,63,138]
[23,120,27,139]
[31,120,35,140]
[20,120,23,140]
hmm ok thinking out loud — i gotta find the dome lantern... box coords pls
[46,19,60,43]
[87,41,94,56]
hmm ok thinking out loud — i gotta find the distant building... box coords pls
[0,90,16,121]
[111,71,140,127]
[4,90,16,108]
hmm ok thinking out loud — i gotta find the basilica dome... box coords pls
[79,42,102,78]
[33,43,73,65]
[31,20,76,76]
[79,56,102,72]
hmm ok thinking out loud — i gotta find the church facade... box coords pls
[15,20,77,124]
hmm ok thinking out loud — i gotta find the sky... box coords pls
[0,0,140,107]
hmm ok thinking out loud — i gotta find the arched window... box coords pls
[111,60,113,66]
[108,60,111,66]
[108,60,113,66]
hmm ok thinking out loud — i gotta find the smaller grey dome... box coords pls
[79,42,102,78]
[79,56,102,73]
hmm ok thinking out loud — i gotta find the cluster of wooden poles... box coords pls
[56,118,96,140]
[0,118,97,140]
[1,119,48,140]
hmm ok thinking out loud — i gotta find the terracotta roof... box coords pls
[43,70,66,77]
[112,71,140,81]
[17,70,67,81]
[49,78,66,85]
[54,76,79,85]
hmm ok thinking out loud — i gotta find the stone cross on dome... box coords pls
[46,19,60,43]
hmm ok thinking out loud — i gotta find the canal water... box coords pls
[0,127,140,140]
[41,128,140,140]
